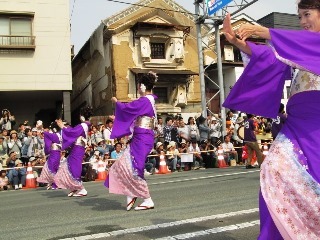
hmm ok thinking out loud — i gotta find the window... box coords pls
[153,87,168,103]
[150,43,165,59]
[0,14,34,49]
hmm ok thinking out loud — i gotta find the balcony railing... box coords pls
[0,35,35,49]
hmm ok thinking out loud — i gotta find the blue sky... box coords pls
[69,0,297,54]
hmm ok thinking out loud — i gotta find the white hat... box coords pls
[236,117,244,124]
[211,117,217,121]
[167,141,176,149]
[29,157,36,162]
[15,159,23,166]
[96,137,104,144]
[181,139,186,144]
[32,128,38,132]
[156,142,163,149]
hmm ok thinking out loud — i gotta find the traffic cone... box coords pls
[217,146,228,168]
[25,162,37,188]
[95,160,107,181]
[157,151,171,174]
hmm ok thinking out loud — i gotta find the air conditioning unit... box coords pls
[224,45,234,62]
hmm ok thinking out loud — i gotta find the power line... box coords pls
[70,0,77,19]
[104,0,199,16]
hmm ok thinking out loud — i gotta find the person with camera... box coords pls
[0,109,15,131]
[7,130,22,160]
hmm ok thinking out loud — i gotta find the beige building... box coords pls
[71,0,210,122]
[0,0,72,126]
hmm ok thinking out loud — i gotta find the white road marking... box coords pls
[153,220,260,239]
[150,170,259,185]
[60,208,259,240]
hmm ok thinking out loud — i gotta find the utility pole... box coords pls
[194,0,260,135]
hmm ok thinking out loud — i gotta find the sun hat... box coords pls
[156,142,163,149]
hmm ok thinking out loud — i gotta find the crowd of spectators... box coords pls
[0,107,277,191]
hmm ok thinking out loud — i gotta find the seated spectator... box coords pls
[145,148,156,174]
[29,155,46,186]
[89,125,103,148]
[188,139,204,169]
[96,138,109,156]
[6,152,26,190]
[0,170,9,190]
[166,141,179,172]
[200,139,217,168]
[178,139,190,170]
[110,142,123,160]
[154,141,164,170]
[221,135,238,165]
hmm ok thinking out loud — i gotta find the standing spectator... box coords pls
[27,128,44,159]
[198,116,211,142]
[177,117,190,142]
[155,117,164,143]
[20,128,32,165]
[0,135,8,164]
[163,116,176,148]
[6,152,26,190]
[232,116,244,164]
[243,114,263,168]
[7,130,22,159]
[209,117,221,146]
[0,109,15,131]
[187,117,199,142]
[17,123,27,141]
[271,103,287,140]
[103,119,114,148]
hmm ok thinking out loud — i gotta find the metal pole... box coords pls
[195,1,207,119]
[215,23,226,136]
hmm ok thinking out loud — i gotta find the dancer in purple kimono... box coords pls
[104,72,157,211]
[37,122,62,190]
[223,0,320,238]
[54,108,92,197]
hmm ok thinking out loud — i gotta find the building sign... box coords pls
[207,0,233,16]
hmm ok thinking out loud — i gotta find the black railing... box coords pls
[0,35,35,49]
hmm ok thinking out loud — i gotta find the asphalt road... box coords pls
[0,166,261,240]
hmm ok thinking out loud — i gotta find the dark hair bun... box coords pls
[139,71,158,90]
[80,106,93,120]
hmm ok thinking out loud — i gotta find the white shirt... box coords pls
[103,127,114,145]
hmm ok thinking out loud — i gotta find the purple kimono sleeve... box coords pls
[43,132,60,155]
[61,123,89,150]
[223,42,290,118]
[269,29,320,75]
[111,97,155,139]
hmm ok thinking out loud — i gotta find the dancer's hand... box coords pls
[223,13,238,44]
[111,97,118,103]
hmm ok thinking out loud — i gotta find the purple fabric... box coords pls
[43,132,60,155]
[280,91,320,183]
[222,42,290,118]
[243,119,256,142]
[269,29,320,75]
[258,191,283,240]
[61,123,89,150]
[67,145,85,181]
[105,95,157,188]
[47,149,61,174]
[223,29,320,239]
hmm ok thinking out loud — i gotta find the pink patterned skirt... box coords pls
[108,145,150,199]
[54,160,84,192]
[37,163,54,184]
